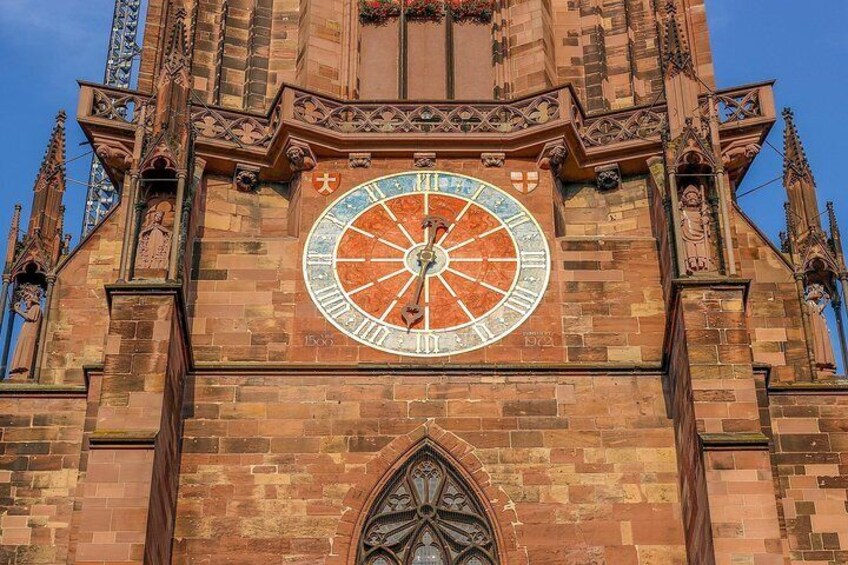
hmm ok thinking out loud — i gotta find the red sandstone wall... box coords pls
[188,162,665,366]
[143,0,713,109]
[732,206,812,383]
[172,372,687,563]
[555,179,664,364]
[768,392,848,563]
[40,205,126,385]
[0,393,87,564]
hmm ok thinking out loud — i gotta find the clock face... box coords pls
[303,171,550,357]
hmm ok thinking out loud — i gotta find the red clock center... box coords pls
[335,193,518,330]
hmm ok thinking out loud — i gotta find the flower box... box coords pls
[359,0,402,25]
[450,0,494,23]
[405,0,446,22]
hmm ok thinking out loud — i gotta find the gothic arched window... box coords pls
[357,445,499,565]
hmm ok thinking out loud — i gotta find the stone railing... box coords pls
[579,108,667,147]
[698,82,773,126]
[290,90,562,134]
[80,83,279,149]
[79,81,774,153]
[191,106,279,148]
[88,86,146,124]
[578,82,773,148]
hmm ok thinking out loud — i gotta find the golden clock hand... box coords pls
[401,215,449,329]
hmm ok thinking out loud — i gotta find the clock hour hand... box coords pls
[401,215,449,329]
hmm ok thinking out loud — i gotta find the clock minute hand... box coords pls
[401,215,449,329]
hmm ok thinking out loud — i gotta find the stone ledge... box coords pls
[0,383,88,398]
[191,363,665,377]
[767,380,848,395]
[104,280,184,304]
[699,432,770,451]
[89,430,158,449]
[672,277,751,304]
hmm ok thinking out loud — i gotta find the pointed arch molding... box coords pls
[332,424,525,565]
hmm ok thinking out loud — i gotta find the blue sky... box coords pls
[0,0,845,249]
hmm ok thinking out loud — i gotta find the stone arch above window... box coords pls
[357,444,500,565]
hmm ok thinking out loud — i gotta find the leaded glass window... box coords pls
[357,445,499,565]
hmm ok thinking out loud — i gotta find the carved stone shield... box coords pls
[312,172,341,196]
[510,171,539,194]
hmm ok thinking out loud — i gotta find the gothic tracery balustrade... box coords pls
[292,91,561,134]
[79,81,773,158]
[579,108,668,147]
[90,87,145,124]
[698,85,765,125]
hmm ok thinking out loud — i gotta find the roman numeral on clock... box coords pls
[352,319,391,346]
[504,212,531,229]
[306,252,333,266]
[314,285,349,318]
[414,172,440,192]
[362,183,385,202]
[472,322,495,342]
[505,286,539,315]
[520,251,548,268]
[416,333,441,354]
[325,213,346,228]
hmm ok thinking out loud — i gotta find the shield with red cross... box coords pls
[510,171,539,194]
[312,172,341,196]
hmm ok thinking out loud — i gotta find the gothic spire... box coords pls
[144,8,193,172]
[782,108,821,234]
[27,111,67,241]
[163,8,190,74]
[828,202,841,244]
[4,111,69,278]
[782,107,814,187]
[827,201,845,269]
[663,0,694,77]
[5,204,21,271]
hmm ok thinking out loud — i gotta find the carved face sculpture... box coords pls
[152,211,165,224]
[16,284,41,305]
[681,185,702,208]
[805,283,827,303]
[303,171,551,357]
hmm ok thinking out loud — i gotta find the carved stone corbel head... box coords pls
[414,153,436,168]
[234,163,260,193]
[284,139,316,173]
[721,142,761,185]
[349,153,372,168]
[537,142,567,173]
[481,152,505,168]
[94,141,133,172]
[594,164,621,191]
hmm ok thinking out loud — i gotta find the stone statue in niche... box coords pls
[804,283,837,375]
[136,200,174,271]
[679,184,713,274]
[9,284,44,379]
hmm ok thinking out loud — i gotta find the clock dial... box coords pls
[303,171,550,357]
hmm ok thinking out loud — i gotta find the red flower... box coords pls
[450,0,493,23]
[359,0,402,25]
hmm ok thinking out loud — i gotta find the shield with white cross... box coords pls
[312,172,341,196]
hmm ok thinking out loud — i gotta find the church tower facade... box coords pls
[2,1,848,564]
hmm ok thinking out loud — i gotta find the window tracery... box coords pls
[357,446,499,565]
